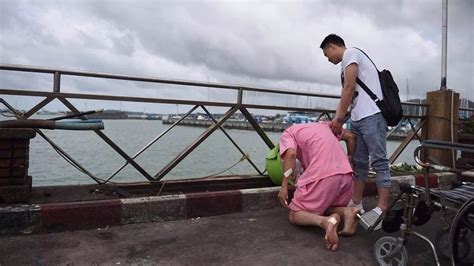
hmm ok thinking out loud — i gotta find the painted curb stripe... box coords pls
[186,190,242,218]
[0,172,458,234]
[41,199,122,231]
[414,174,439,187]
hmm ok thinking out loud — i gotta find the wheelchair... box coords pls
[366,140,474,266]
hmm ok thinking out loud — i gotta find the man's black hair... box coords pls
[320,34,345,49]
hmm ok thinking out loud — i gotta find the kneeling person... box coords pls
[277,122,359,251]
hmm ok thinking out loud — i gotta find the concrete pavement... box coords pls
[0,201,450,266]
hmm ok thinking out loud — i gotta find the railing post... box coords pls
[53,72,61,92]
[237,88,243,105]
[240,107,275,149]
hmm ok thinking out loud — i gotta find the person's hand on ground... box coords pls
[278,186,288,207]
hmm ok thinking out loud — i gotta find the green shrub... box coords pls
[461,118,474,134]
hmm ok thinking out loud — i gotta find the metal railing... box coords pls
[0,63,433,184]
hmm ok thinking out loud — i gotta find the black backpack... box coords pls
[354,48,403,126]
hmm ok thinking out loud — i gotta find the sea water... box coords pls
[25,118,419,186]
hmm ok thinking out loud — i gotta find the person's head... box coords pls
[320,34,346,65]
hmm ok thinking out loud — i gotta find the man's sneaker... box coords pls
[359,207,383,231]
[348,199,365,214]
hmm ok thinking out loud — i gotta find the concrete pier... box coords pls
[0,172,455,235]
[0,198,449,265]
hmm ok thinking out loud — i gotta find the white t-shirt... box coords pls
[341,47,383,121]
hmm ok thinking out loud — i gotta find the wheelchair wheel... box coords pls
[436,228,470,259]
[435,228,451,259]
[374,236,408,266]
[449,199,474,265]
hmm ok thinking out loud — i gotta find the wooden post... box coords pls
[423,89,460,167]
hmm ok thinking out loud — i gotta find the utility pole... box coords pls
[440,0,448,90]
[406,78,409,101]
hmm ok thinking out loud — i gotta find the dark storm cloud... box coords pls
[86,1,321,82]
[0,0,472,114]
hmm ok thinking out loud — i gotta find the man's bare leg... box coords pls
[352,180,365,204]
[327,206,359,236]
[353,180,390,212]
[377,187,390,211]
[289,210,341,251]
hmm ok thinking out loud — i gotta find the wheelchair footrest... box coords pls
[359,209,382,231]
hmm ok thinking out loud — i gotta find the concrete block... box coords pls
[240,187,280,212]
[435,172,457,189]
[414,174,438,187]
[121,194,186,224]
[390,175,415,195]
[0,204,41,234]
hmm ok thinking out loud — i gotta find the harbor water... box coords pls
[26,118,420,186]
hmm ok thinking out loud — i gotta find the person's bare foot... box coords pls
[339,207,359,236]
[322,213,340,251]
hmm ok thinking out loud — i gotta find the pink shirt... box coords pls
[279,122,353,187]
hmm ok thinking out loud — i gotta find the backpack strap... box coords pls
[356,78,380,103]
[354,47,379,71]
[352,47,381,103]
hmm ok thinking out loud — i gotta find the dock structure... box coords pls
[163,117,290,132]
[162,117,413,140]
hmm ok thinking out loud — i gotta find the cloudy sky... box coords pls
[0,0,473,114]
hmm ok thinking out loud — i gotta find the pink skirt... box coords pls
[289,173,353,215]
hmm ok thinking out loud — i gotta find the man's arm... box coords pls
[330,63,358,133]
[278,148,296,207]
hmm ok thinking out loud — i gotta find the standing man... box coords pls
[319,34,391,226]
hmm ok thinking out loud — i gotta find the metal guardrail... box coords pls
[0,63,431,184]
[414,140,474,173]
